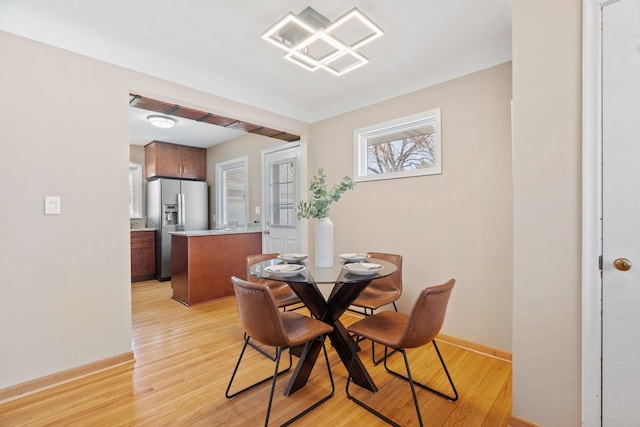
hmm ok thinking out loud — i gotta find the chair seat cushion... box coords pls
[351,289,400,310]
[269,284,302,307]
[347,311,408,348]
[281,312,333,347]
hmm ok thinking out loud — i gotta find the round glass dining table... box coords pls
[249,256,398,396]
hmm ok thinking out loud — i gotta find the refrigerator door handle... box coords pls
[177,192,183,230]
[181,193,186,228]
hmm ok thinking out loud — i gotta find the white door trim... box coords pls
[261,137,309,254]
[582,1,611,425]
[215,156,249,226]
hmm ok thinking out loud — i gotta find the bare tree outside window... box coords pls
[354,108,441,182]
[367,132,436,175]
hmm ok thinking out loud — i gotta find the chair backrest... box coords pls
[246,253,279,284]
[398,279,455,349]
[231,276,290,347]
[367,252,403,294]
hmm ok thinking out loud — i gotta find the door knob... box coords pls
[614,258,632,271]
[264,229,270,235]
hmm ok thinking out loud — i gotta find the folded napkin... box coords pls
[280,253,306,259]
[269,264,304,272]
[343,253,369,258]
[278,253,307,262]
[350,263,382,271]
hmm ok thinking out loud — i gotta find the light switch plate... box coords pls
[45,196,61,215]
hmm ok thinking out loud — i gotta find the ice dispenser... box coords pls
[164,204,178,225]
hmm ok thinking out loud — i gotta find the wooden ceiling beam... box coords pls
[129,94,300,143]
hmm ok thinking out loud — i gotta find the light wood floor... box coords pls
[0,280,511,426]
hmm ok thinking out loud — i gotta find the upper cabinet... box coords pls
[145,141,206,180]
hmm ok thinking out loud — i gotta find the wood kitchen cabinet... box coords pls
[144,140,206,180]
[131,230,156,282]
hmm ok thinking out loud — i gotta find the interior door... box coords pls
[601,1,640,424]
[262,144,301,254]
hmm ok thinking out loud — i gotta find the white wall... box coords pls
[4,14,582,420]
[0,31,132,388]
[309,63,513,351]
[206,133,284,228]
[512,0,582,425]
[0,30,309,390]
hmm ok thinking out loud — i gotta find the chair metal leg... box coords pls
[383,340,459,402]
[281,336,335,426]
[347,338,457,427]
[372,343,399,366]
[346,336,400,427]
[245,331,278,359]
[227,334,333,426]
[399,348,424,427]
[264,347,283,427]
[225,334,292,399]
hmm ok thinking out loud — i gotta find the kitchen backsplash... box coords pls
[130,218,146,229]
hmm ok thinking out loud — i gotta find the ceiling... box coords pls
[0,0,512,148]
[128,95,300,148]
[129,107,246,148]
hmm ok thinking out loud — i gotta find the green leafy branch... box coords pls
[297,168,354,219]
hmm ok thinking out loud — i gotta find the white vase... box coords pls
[315,217,334,267]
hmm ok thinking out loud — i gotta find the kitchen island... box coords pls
[170,229,262,306]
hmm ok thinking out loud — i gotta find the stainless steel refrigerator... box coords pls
[147,178,208,280]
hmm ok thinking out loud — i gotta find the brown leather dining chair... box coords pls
[226,277,334,427]
[349,252,403,364]
[247,253,304,311]
[346,279,458,427]
[245,253,306,359]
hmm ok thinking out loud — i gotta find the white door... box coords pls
[602,1,640,425]
[262,144,303,254]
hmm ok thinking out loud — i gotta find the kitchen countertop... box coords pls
[131,228,156,232]
[169,228,261,237]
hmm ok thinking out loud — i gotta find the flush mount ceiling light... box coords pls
[262,6,383,76]
[147,115,176,129]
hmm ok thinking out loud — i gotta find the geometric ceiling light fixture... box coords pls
[262,7,383,76]
[147,115,177,129]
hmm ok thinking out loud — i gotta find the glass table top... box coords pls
[249,256,397,284]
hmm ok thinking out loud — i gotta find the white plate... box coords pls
[343,262,383,275]
[265,264,306,277]
[339,252,371,262]
[277,253,308,262]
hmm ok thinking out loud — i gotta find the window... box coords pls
[215,157,248,226]
[269,160,296,227]
[354,108,441,182]
[129,162,143,218]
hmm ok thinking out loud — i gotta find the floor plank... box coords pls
[0,280,512,426]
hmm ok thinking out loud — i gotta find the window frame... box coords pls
[129,162,143,219]
[353,108,442,182]
[215,156,249,226]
